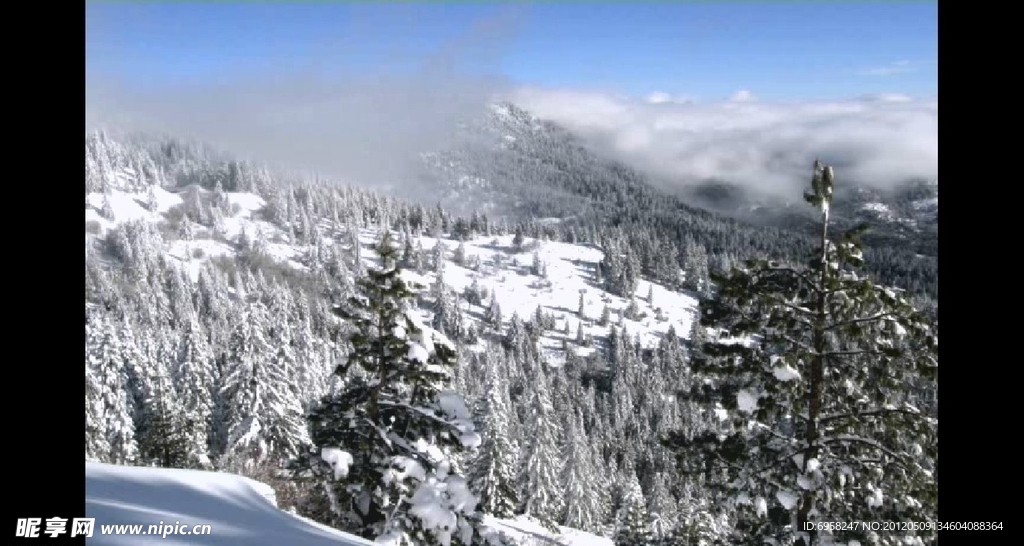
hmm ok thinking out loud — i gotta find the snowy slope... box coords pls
[87,186,700,361]
[86,463,612,546]
[85,462,375,546]
[389,233,698,363]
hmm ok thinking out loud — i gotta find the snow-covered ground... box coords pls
[87,186,700,359]
[85,463,612,546]
[85,462,375,545]
[486,516,613,546]
[395,233,698,363]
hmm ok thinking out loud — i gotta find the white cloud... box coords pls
[507,86,937,194]
[645,91,695,105]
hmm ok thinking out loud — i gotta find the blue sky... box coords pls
[87,1,937,102]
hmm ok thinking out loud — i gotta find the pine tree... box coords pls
[176,314,215,468]
[85,352,110,462]
[625,299,640,321]
[146,184,159,212]
[484,297,503,329]
[531,252,545,277]
[138,355,190,467]
[647,479,679,542]
[613,471,653,546]
[220,300,311,471]
[463,278,483,307]
[470,360,519,518]
[682,241,711,299]
[561,410,602,532]
[575,321,587,346]
[432,241,447,273]
[512,229,525,252]
[517,367,563,531]
[86,312,138,464]
[577,292,586,319]
[306,231,489,545]
[100,191,116,220]
[402,232,416,268]
[662,162,938,545]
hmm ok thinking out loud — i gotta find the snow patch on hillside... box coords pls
[87,186,701,359]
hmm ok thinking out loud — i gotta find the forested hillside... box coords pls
[85,123,937,545]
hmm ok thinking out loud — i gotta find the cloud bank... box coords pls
[507,87,937,194]
[87,74,936,199]
[87,71,508,187]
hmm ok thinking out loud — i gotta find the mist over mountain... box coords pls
[509,87,937,197]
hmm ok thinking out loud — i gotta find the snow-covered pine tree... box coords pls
[517,365,563,531]
[432,241,447,274]
[401,232,416,269]
[613,470,653,546]
[647,479,679,542]
[100,190,116,220]
[625,299,640,321]
[85,340,110,462]
[662,162,938,545]
[470,360,519,518]
[531,252,544,277]
[484,296,503,330]
[146,183,159,212]
[561,410,603,533]
[512,229,525,252]
[306,231,490,546]
[138,353,190,467]
[682,240,711,299]
[431,275,464,341]
[219,299,311,472]
[86,312,138,464]
[414,240,426,274]
[175,313,216,468]
[463,278,483,307]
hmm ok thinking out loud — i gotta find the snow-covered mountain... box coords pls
[403,102,936,300]
[84,125,937,545]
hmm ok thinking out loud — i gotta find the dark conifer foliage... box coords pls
[662,163,938,545]
[304,232,489,545]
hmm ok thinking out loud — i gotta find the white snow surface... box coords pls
[485,515,614,546]
[85,461,376,545]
